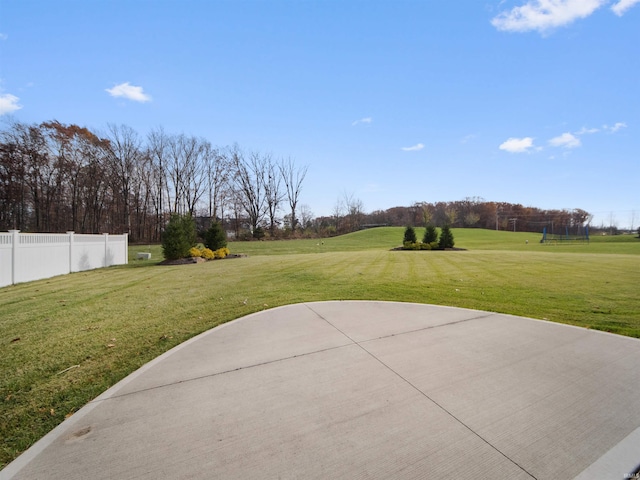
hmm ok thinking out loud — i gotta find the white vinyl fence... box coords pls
[0,231,128,287]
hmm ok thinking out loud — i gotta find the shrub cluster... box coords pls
[163,215,234,261]
[214,247,231,259]
[187,245,231,260]
[401,225,455,250]
[403,241,438,250]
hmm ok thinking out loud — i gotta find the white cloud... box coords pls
[575,126,599,135]
[603,121,627,132]
[549,132,581,148]
[461,133,479,144]
[611,0,640,15]
[105,82,151,102]
[352,117,372,126]
[0,93,22,115]
[499,137,535,153]
[401,143,424,152]
[491,0,607,33]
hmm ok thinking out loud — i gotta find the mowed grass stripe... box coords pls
[1,228,639,467]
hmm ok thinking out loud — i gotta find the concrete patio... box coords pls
[2,301,639,479]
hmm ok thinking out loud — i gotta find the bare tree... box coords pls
[342,191,365,232]
[0,121,30,230]
[278,157,308,232]
[332,197,344,233]
[299,204,314,230]
[106,124,143,235]
[184,137,208,216]
[147,127,170,235]
[231,147,268,235]
[228,189,245,239]
[203,143,229,221]
[264,156,284,236]
[166,134,197,215]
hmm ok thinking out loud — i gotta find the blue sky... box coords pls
[1,0,639,228]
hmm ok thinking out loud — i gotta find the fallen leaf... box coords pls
[107,344,116,348]
[50,408,55,416]
[11,337,20,343]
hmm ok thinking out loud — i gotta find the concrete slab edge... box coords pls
[573,425,640,480]
[0,303,301,479]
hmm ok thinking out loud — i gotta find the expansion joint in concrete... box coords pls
[305,303,539,480]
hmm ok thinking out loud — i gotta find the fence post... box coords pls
[67,231,74,273]
[9,230,19,285]
[103,233,109,267]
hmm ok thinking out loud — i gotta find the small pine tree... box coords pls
[423,225,438,244]
[181,214,197,247]
[438,225,455,249]
[204,221,227,251]
[162,214,197,260]
[403,225,417,244]
[253,226,265,239]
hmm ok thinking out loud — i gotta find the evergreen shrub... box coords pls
[438,225,455,249]
[162,214,197,260]
[204,222,227,251]
[253,226,265,239]
[403,226,417,244]
[423,225,438,244]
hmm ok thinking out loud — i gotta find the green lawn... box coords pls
[1,228,639,468]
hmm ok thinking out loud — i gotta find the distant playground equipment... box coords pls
[540,225,590,244]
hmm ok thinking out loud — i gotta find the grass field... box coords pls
[1,227,639,468]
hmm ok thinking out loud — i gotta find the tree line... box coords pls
[313,197,592,236]
[1,119,594,241]
[0,120,307,242]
